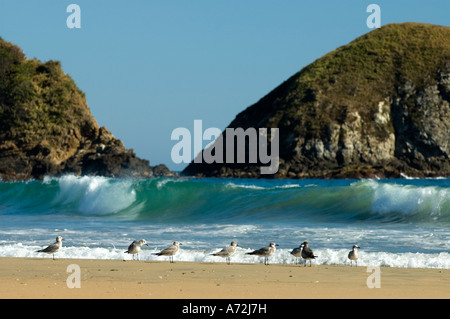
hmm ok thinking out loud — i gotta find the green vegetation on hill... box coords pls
[245,23,450,138]
[0,37,175,180]
[0,38,91,148]
[184,23,450,178]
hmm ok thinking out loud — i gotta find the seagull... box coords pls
[153,241,181,263]
[301,241,318,267]
[124,239,148,260]
[290,244,304,265]
[348,245,360,266]
[246,242,278,265]
[211,241,239,265]
[36,236,63,260]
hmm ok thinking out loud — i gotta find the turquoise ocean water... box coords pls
[0,175,449,268]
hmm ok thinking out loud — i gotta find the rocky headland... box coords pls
[183,23,450,179]
[0,37,175,181]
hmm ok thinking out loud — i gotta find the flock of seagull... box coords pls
[36,236,362,266]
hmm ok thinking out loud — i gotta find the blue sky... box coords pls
[0,1,449,171]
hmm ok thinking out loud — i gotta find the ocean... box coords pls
[0,175,449,268]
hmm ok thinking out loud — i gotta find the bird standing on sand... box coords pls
[290,244,304,265]
[246,242,278,265]
[211,241,239,265]
[36,236,63,260]
[301,241,318,267]
[153,241,181,263]
[348,245,360,266]
[124,239,148,260]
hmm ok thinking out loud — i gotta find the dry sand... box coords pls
[0,257,448,299]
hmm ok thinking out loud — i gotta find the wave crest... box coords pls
[1,176,449,226]
[52,175,136,215]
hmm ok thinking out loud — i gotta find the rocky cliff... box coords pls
[0,37,175,181]
[183,23,450,179]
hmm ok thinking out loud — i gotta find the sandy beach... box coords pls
[0,257,448,299]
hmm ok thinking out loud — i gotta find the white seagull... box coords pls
[246,242,278,265]
[36,236,63,260]
[348,245,360,266]
[290,243,304,265]
[124,239,148,260]
[211,241,239,265]
[153,241,181,263]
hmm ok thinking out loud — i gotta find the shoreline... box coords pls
[0,257,448,299]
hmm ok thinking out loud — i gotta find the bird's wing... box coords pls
[253,246,271,255]
[223,245,236,256]
[39,242,59,253]
[302,247,316,258]
[125,244,133,253]
[213,247,229,256]
[158,245,178,255]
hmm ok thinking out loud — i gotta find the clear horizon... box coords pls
[0,0,448,171]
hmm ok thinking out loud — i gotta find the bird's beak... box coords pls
[276,244,279,246]
[145,243,149,246]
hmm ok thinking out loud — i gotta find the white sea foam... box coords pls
[226,183,265,190]
[1,244,448,268]
[156,177,186,190]
[52,175,136,215]
[225,182,301,190]
[363,179,450,219]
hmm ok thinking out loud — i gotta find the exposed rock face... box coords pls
[0,37,175,181]
[183,23,450,179]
